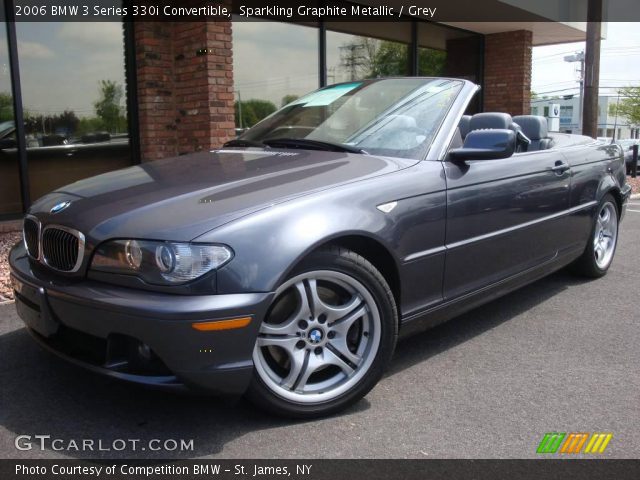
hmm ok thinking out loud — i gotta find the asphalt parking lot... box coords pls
[0,206,639,460]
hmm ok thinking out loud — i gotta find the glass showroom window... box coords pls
[326,29,409,84]
[0,12,22,216]
[233,21,319,131]
[16,22,132,203]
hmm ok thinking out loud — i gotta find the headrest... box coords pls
[513,115,548,140]
[469,112,513,131]
[459,115,471,138]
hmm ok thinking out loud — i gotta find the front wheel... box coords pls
[571,194,619,278]
[246,247,398,418]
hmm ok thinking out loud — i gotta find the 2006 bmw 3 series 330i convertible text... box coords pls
[10,78,632,417]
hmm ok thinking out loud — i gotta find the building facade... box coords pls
[0,0,586,219]
[531,95,640,139]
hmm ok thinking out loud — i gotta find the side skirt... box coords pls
[397,246,584,339]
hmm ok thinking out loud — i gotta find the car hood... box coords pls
[30,148,415,242]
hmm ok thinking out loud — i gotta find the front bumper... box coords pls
[9,243,273,396]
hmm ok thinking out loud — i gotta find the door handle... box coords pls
[550,161,570,174]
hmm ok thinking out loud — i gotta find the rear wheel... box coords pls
[246,247,397,418]
[572,194,619,277]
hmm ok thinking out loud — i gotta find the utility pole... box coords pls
[564,51,585,133]
[582,0,603,138]
[339,43,366,81]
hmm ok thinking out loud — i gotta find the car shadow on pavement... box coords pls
[0,269,590,460]
[387,269,592,375]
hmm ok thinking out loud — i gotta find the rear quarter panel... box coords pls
[561,141,625,249]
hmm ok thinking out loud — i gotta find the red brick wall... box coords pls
[483,30,532,116]
[134,21,234,162]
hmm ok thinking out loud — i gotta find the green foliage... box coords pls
[23,110,80,136]
[235,99,277,128]
[0,92,13,123]
[93,80,127,133]
[77,117,106,136]
[609,86,640,125]
[366,39,410,77]
[338,38,446,79]
[281,94,299,107]
[418,48,446,77]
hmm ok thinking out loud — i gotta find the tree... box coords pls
[339,39,445,80]
[235,99,277,128]
[23,110,80,136]
[609,86,640,125]
[94,80,126,133]
[281,94,299,107]
[417,48,446,77]
[0,92,13,123]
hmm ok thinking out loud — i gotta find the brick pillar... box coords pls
[483,30,532,116]
[134,21,234,162]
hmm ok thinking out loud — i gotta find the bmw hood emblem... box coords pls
[50,200,71,214]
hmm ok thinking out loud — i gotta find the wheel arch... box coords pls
[596,173,624,215]
[278,232,402,318]
[605,186,623,216]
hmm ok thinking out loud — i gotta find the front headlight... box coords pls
[91,240,233,285]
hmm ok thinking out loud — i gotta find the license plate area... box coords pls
[11,275,59,337]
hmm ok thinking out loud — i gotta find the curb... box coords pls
[631,193,640,200]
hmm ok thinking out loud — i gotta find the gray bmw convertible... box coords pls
[10,78,632,417]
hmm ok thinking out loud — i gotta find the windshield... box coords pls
[237,78,463,159]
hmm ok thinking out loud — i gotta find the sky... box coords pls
[532,22,640,99]
[0,22,127,118]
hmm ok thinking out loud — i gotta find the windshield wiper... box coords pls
[222,139,269,148]
[262,138,367,154]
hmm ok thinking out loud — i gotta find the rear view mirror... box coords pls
[449,129,516,161]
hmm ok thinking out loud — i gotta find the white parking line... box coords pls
[628,209,640,213]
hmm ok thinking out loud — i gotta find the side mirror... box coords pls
[449,129,516,161]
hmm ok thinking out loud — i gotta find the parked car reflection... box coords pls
[0,121,131,207]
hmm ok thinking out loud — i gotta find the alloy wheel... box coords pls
[253,270,381,404]
[593,201,618,270]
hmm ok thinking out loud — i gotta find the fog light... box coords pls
[137,342,152,360]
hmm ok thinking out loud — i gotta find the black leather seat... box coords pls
[513,115,553,151]
[469,112,514,131]
[468,112,530,152]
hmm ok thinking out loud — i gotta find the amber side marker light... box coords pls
[192,317,252,331]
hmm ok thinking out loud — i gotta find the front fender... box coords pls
[202,195,393,294]
[195,163,447,294]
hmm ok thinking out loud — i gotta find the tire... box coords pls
[571,193,619,278]
[246,246,398,418]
